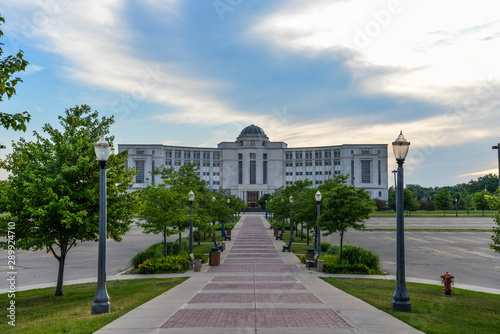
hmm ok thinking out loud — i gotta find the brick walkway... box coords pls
[162,216,350,329]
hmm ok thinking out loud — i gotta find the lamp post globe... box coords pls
[92,136,111,315]
[391,131,411,313]
[289,196,294,241]
[315,191,322,256]
[189,191,195,254]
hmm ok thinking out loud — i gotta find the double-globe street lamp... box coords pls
[92,136,111,315]
[315,191,322,256]
[392,131,411,313]
[189,190,195,254]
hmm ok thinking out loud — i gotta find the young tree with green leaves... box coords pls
[485,193,500,252]
[292,187,317,245]
[318,175,376,258]
[0,15,31,131]
[434,188,452,216]
[404,188,421,215]
[0,105,139,296]
[472,190,490,216]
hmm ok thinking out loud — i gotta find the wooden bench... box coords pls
[305,253,319,270]
[275,229,284,240]
[282,238,293,252]
[212,235,223,252]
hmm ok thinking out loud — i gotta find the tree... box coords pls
[0,105,139,296]
[485,194,500,252]
[318,176,376,258]
[404,188,421,215]
[388,186,396,211]
[257,193,271,211]
[472,190,490,216]
[0,15,31,131]
[138,184,189,257]
[434,188,452,216]
[292,187,317,245]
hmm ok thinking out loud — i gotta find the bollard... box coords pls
[441,272,454,295]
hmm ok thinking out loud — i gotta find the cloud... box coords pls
[22,64,42,75]
[458,168,498,178]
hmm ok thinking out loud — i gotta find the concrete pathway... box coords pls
[95,216,423,334]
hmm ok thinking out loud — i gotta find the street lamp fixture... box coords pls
[289,196,294,241]
[455,198,458,217]
[189,190,195,254]
[92,136,111,315]
[493,143,500,189]
[315,191,322,256]
[391,131,411,313]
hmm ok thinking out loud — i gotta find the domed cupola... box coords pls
[240,124,266,136]
[236,124,269,146]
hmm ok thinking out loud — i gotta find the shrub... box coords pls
[326,245,380,271]
[192,252,208,263]
[130,241,182,268]
[321,241,333,253]
[138,255,191,274]
[130,249,159,269]
[299,254,306,264]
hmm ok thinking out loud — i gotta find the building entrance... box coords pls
[246,191,259,208]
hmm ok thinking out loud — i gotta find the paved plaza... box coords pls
[95,215,422,334]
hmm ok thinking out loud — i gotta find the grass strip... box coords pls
[368,229,492,232]
[1,277,187,334]
[322,277,500,334]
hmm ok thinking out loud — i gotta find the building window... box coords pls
[250,140,255,146]
[135,160,145,183]
[379,191,382,198]
[315,171,322,175]
[296,152,302,159]
[351,150,354,155]
[361,160,371,183]
[334,171,341,175]
[250,153,256,159]
[351,160,355,183]
[165,150,172,158]
[213,152,221,160]
[324,151,332,158]
[175,160,181,166]
[152,150,155,155]
[250,161,256,184]
[263,161,267,184]
[165,160,172,166]
[151,160,155,183]
[184,151,191,159]
[203,152,210,159]
[193,152,200,159]
[305,151,312,159]
[175,150,181,158]
[238,161,243,184]
[334,149,340,158]
[315,151,322,159]
[286,162,293,167]
[137,150,144,155]
[315,161,322,167]
[325,160,332,166]
[361,149,370,155]
[213,161,220,167]
[305,161,312,167]
[378,160,382,185]
[238,153,243,160]
[334,159,340,166]
[296,162,303,167]
[203,161,210,167]
[315,180,322,185]
[240,141,243,146]
[285,152,293,159]
[262,141,266,147]
[263,153,267,160]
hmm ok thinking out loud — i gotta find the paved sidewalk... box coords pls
[95,216,423,334]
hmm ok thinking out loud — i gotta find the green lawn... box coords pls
[370,210,497,218]
[0,278,187,334]
[323,277,500,334]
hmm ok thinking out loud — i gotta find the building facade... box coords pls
[118,125,388,207]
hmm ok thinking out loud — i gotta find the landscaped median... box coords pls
[0,278,187,334]
[323,277,500,334]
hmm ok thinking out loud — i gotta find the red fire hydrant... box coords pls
[441,272,454,295]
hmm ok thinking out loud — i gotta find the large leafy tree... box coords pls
[472,190,490,216]
[403,188,421,215]
[434,188,452,216]
[292,187,317,245]
[0,15,31,131]
[0,105,139,296]
[318,175,376,258]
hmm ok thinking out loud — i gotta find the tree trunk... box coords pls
[198,229,201,246]
[178,223,182,249]
[163,232,167,258]
[339,231,344,261]
[307,228,309,245]
[50,242,71,297]
[300,224,303,241]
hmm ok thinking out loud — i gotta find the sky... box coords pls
[1,0,500,188]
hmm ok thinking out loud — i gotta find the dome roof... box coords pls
[240,124,266,136]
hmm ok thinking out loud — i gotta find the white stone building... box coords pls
[118,125,388,208]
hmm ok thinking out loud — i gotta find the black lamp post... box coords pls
[315,191,322,256]
[92,136,111,315]
[455,198,458,217]
[289,196,294,242]
[189,190,195,254]
[493,143,500,189]
[392,131,411,313]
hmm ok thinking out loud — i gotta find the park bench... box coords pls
[305,253,319,270]
[275,229,284,240]
[225,235,231,241]
[212,235,224,252]
[282,238,293,252]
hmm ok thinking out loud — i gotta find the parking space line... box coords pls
[429,237,457,244]
[450,236,484,244]
[383,236,396,242]
[449,247,498,259]
[406,236,430,243]
[420,247,463,258]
